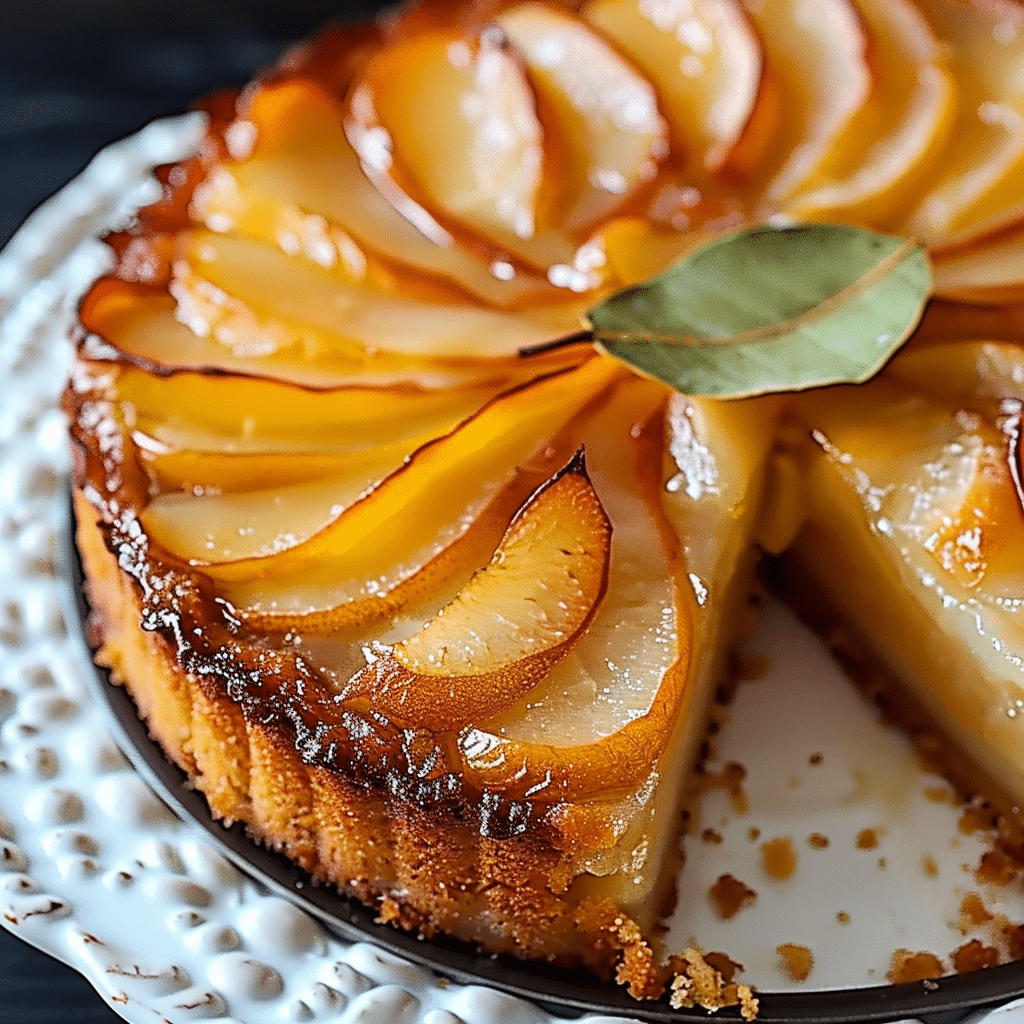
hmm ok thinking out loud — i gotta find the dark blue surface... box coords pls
[0,6,382,1021]
[0,2,389,250]
[1,26,283,250]
[0,931,127,1022]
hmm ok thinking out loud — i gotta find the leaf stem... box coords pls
[518,329,593,358]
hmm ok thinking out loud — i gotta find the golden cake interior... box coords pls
[66,0,1024,1007]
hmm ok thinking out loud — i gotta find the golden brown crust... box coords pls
[74,490,668,980]
[76,491,197,777]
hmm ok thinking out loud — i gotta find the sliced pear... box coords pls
[82,283,587,394]
[120,366,504,493]
[786,0,956,226]
[936,198,1024,254]
[142,460,404,564]
[242,435,581,633]
[80,285,535,391]
[798,361,1024,606]
[932,222,1024,305]
[495,3,667,232]
[79,282,361,387]
[903,0,1024,241]
[455,381,689,800]
[897,425,1024,590]
[114,363,498,453]
[341,451,611,730]
[346,27,588,273]
[141,359,620,570]
[141,447,414,494]
[887,339,1024,423]
[347,27,543,242]
[582,0,766,175]
[193,80,554,308]
[836,350,1024,590]
[740,0,871,204]
[191,357,621,621]
[173,230,592,361]
[137,365,575,562]
[456,387,786,806]
[168,252,353,365]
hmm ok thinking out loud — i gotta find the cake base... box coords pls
[74,491,1024,1020]
[72,489,690,999]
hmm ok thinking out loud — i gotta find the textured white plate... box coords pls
[1,112,1024,1024]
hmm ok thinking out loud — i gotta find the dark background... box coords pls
[0,3,384,1021]
[0,1,390,249]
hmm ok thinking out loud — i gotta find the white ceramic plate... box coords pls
[2,113,1024,1024]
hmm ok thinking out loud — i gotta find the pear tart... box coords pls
[68,0,1024,1008]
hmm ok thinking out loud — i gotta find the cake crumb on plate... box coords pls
[777,942,814,982]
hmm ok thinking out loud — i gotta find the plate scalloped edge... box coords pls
[0,112,646,1024]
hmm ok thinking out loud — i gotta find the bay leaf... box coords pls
[588,223,931,399]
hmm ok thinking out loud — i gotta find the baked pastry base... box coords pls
[72,490,691,999]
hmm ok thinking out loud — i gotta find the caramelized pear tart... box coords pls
[67,0,1024,1006]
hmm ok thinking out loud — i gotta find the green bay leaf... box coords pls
[588,223,932,399]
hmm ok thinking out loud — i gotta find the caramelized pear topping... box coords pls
[786,0,955,224]
[495,3,667,232]
[70,0,1024,862]
[343,450,611,730]
[582,0,765,175]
